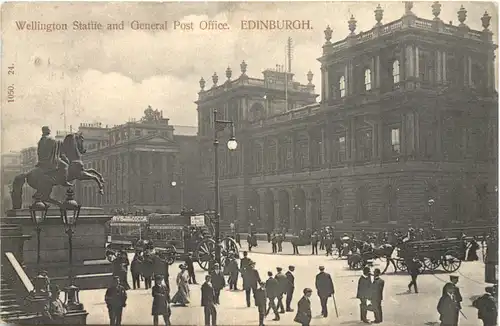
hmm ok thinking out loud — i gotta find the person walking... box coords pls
[131,252,143,290]
[473,286,498,326]
[171,264,191,306]
[255,282,267,326]
[275,267,287,313]
[201,275,217,326]
[271,234,278,254]
[371,268,385,324]
[152,274,171,326]
[265,271,280,321]
[311,232,319,255]
[293,288,312,326]
[406,256,422,293]
[209,263,226,304]
[185,253,198,284]
[442,275,463,309]
[285,265,295,312]
[315,266,335,318]
[244,261,261,308]
[356,266,372,324]
[226,254,240,290]
[438,283,461,326]
[143,252,154,290]
[105,276,127,326]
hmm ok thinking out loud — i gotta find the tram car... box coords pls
[107,215,149,250]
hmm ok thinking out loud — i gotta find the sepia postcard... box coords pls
[0,1,498,325]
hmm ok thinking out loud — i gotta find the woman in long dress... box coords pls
[171,264,190,306]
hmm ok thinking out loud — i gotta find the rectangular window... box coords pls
[391,128,401,154]
[338,136,346,162]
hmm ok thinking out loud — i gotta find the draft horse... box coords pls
[11,133,104,209]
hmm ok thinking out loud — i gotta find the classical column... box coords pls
[371,56,376,88]
[344,64,349,95]
[273,197,280,230]
[467,56,472,86]
[321,127,326,165]
[401,113,407,156]
[405,112,416,156]
[305,189,313,230]
[377,119,384,161]
[436,51,442,83]
[258,189,266,230]
[442,52,447,82]
[288,191,296,232]
[348,118,356,162]
[406,45,414,77]
[415,46,420,79]
[347,61,354,95]
[375,55,381,88]
[436,112,443,159]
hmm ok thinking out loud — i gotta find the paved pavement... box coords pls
[80,243,488,325]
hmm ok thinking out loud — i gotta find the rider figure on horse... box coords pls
[36,126,71,187]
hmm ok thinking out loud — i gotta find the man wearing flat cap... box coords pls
[294,288,312,326]
[285,266,295,312]
[473,286,498,326]
[442,275,463,309]
[275,267,287,313]
[315,266,335,318]
[105,276,127,326]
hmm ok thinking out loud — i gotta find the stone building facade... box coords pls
[197,3,498,233]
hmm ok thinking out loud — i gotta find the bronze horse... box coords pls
[11,133,104,209]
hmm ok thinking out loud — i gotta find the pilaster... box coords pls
[288,189,295,232]
[442,52,447,82]
[436,51,442,83]
[304,188,313,230]
[375,55,381,88]
[377,119,383,161]
[415,46,420,79]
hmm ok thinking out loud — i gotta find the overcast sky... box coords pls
[1,1,497,153]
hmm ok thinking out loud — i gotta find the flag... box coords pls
[215,120,228,132]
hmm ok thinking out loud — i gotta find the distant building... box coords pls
[196,4,497,232]
[1,152,21,212]
[73,106,199,213]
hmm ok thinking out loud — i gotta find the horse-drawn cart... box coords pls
[395,238,464,273]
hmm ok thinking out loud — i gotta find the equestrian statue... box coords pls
[11,126,105,209]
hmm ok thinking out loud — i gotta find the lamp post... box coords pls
[213,108,237,265]
[29,198,49,296]
[428,198,435,228]
[248,205,256,226]
[60,188,83,311]
[171,180,185,212]
[293,204,301,234]
[29,198,49,271]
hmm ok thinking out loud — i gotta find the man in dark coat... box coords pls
[357,266,372,323]
[438,282,461,326]
[142,253,154,289]
[371,268,385,324]
[442,275,463,309]
[294,288,312,326]
[271,234,278,254]
[184,253,197,284]
[105,276,127,326]
[406,256,422,293]
[311,232,319,255]
[226,255,240,290]
[315,266,335,318]
[244,261,261,307]
[255,282,267,326]
[473,286,498,326]
[240,251,251,275]
[209,263,226,304]
[265,271,280,321]
[43,284,67,324]
[275,267,287,313]
[131,252,143,290]
[201,275,217,326]
[285,265,295,312]
[151,274,171,326]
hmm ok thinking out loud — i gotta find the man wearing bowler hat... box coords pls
[442,275,463,309]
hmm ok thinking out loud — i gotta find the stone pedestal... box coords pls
[4,207,113,289]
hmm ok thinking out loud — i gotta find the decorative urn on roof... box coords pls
[348,15,357,35]
[431,1,441,20]
[481,11,491,30]
[212,72,218,87]
[457,5,467,26]
[375,4,384,25]
[324,25,333,43]
[199,77,206,91]
[240,60,247,75]
[226,66,232,80]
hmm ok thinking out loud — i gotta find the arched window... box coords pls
[392,60,400,84]
[364,69,372,91]
[339,76,346,98]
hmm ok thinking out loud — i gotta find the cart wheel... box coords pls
[423,257,440,271]
[416,258,426,274]
[220,237,240,262]
[441,251,462,273]
[196,238,216,271]
[380,258,390,275]
[395,259,407,272]
[163,243,177,265]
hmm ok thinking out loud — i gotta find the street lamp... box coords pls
[171,180,185,212]
[213,108,237,265]
[29,198,49,296]
[293,204,301,233]
[428,198,435,228]
[59,188,83,311]
[248,205,256,224]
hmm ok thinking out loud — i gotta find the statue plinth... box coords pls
[2,207,113,290]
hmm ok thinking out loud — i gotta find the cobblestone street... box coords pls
[80,243,488,325]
